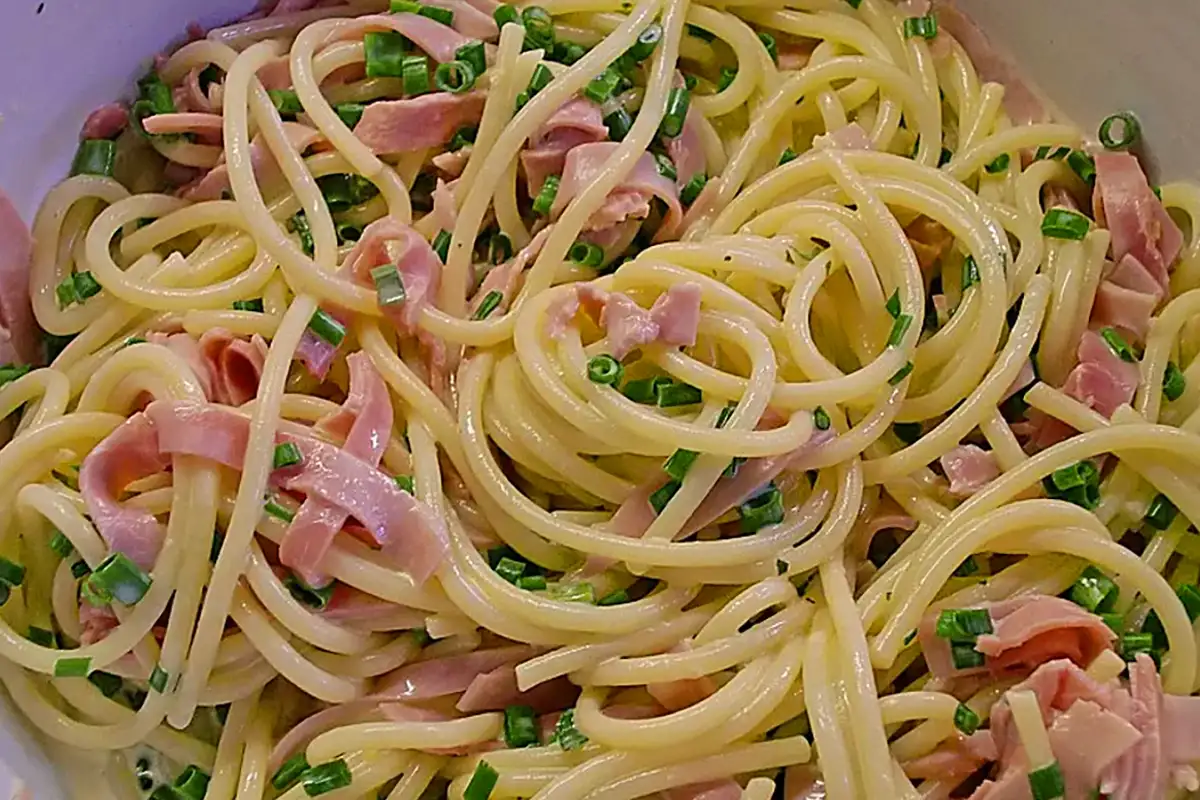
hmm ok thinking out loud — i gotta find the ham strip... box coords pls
[554,282,702,359]
[183,122,322,201]
[425,0,499,40]
[469,227,551,318]
[354,92,487,154]
[918,595,1115,682]
[375,645,541,700]
[1061,329,1140,419]
[280,352,394,585]
[143,401,449,583]
[521,97,608,196]
[553,142,683,242]
[79,415,171,569]
[1091,254,1164,343]
[455,664,579,714]
[1093,151,1182,290]
[341,217,443,336]
[197,329,269,406]
[939,444,1000,498]
[666,108,707,186]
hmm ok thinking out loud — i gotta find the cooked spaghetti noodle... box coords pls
[1,0,1198,798]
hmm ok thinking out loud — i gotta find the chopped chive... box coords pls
[395,475,415,494]
[663,449,699,481]
[503,705,540,748]
[953,703,980,735]
[521,6,555,51]
[887,313,913,347]
[449,125,477,151]
[962,257,980,291]
[301,758,353,797]
[149,665,169,693]
[493,3,519,26]
[813,406,831,431]
[75,272,101,300]
[268,89,304,117]
[1042,460,1101,510]
[629,23,662,61]
[1145,494,1178,531]
[585,67,622,105]
[885,289,901,318]
[758,31,777,63]
[1027,762,1065,800]
[587,354,623,386]
[893,422,922,444]
[1120,632,1156,661]
[1100,327,1137,362]
[738,484,784,533]
[317,173,379,211]
[553,709,588,750]
[1069,566,1118,613]
[652,152,677,182]
[0,363,31,385]
[717,66,737,92]
[659,87,691,138]
[514,89,531,113]
[984,153,1010,174]
[569,240,604,267]
[1041,208,1090,240]
[1178,584,1200,621]
[903,14,938,39]
[264,498,296,523]
[401,54,431,96]
[418,4,454,25]
[621,376,671,404]
[433,229,452,262]
[84,552,149,605]
[604,107,633,141]
[56,275,80,308]
[1099,111,1141,151]
[1067,150,1096,183]
[70,139,117,177]
[288,212,314,256]
[889,362,914,385]
[686,23,715,41]
[649,480,681,514]
[552,40,587,64]
[680,172,708,205]
[273,442,304,470]
[473,290,503,320]
[1163,361,1186,401]
[434,60,476,93]
[954,556,979,577]
[597,589,629,606]
[88,671,122,697]
[334,102,365,129]
[527,64,553,96]
[465,761,499,800]
[489,232,513,264]
[494,556,526,584]
[553,582,595,603]
[70,560,90,580]
[364,31,409,78]
[49,531,74,558]
[950,642,985,670]
[307,309,346,347]
[27,626,55,648]
[391,0,420,10]
[371,264,407,308]
[54,656,92,677]
[173,765,210,800]
[456,40,487,76]
[232,298,264,312]
[935,608,994,640]
[778,147,798,166]
[533,174,560,216]
[1101,612,1125,634]
[655,381,701,407]
[516,574,546,590]
[285,574,336,610]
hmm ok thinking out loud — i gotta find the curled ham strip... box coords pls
[183,121,323,202]
[267,701,384,774]
[319,584,425,629]
[256,57,293,92]
[938,444,1000,498]
[176,68,215,114]
[279,352,394,585]
[1093,151,1182,291]
[79,415,170,569]
[904,730,998,783]
[425,0,499,40]
[375,645,542,700]
[812,122,873,151]
[666,108,708,187]
[141,113,224,139]
[354,91,487,154]
[521,97,608,197]
[80,103,129,140]
[142,401,449,583]
[0,191,39,364]
[455,664,579,714]
[198,329,269,406]
[294,332,340,382]
[1091,254,1164,342]
[341,216,443,336]
[917,594,1115,682]
[552,142,684,243]
[146,332,214,398]
[1061,329,1140,419]
[548,282,702,360]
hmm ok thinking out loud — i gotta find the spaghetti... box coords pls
[1,0,1198,798]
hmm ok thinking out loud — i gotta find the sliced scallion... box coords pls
[587,354,623,386]
[1041,208,1090,240]
[308,309,346,347]
[1099,111,1141,151]
[273,442,304,470]
[473,290,503,320]
[364,31,409,78]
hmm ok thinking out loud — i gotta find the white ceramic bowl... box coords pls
[0,0,1196,795]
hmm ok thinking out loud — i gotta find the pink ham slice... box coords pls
[197,329,269,406]
[374,645,541,700]
[294,331,339,381]
[1090,254,1163,342]
[666,108,708,186]
[341,216,443,336]
[1093,151,1183,290]
[328,14,474,64]
[813,122,873,151]
[939,444,1000,498]
[147,332,215,399]
[353,91,487,154]
[318,584,425,628]
[425,0,499,40]
[646,643,717,711]
[0,192,39,365]
[80,103,129,140]
[79,414,171,569]
[279,352,393,585]
[183,122,323,201]
[469,226,551,318]
[917,595,1115,682]
[267,701,384,774]
[455,664,579,714]
[904,730,998,783]
[555,282,702,359]
[552,142,684,243]
[521,97,608,196]
[79,599,120,645]
[142,400,449,583]
[1061,329,1140,419]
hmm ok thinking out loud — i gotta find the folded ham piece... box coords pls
[939,444,1001,498]
[1093,151,1182,291]
[548,282,702,359]
[1061,329,1140,419]
[353,91,487,154]
[521,97,608,197]
[918,594,1115,682]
